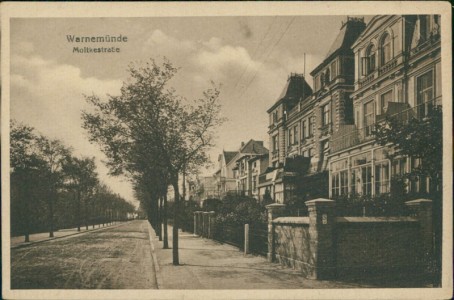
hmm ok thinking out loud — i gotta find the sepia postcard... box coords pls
[1,2,452,300]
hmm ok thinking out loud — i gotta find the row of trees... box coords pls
[82,58,224,265]
[10,121,135,241]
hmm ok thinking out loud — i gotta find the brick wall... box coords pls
[335,218,422,278]
[273,218,312,277]
[267,199,432,281]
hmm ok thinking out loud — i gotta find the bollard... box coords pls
[244,224,249,255]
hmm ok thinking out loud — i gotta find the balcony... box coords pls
[287,105,300,120]
[358,73,375,88]
[378,59,397,76]
[330,98,441,154]
[410,32,440,57]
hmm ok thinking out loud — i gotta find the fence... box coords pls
[213,223,244,250]
[193,211,268,257]
[248,223,268,256]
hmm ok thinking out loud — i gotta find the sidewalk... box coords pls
[150,225,368,289]
[10,222,124,248]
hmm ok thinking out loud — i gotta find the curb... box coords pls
[147,222,164,289]
[11,221,131,249]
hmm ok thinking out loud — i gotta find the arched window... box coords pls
[381,33,392,65]
[362,44,376,75]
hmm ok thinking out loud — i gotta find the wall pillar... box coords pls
[193,212,197,236]
[306,199,336,280]
[202,212,209,237]
[405,199,433,271]
[208,211,215,239]
[265,203,286,262]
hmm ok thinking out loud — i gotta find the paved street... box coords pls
[11,220,157,289]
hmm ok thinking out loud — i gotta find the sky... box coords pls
[10,16,372,206]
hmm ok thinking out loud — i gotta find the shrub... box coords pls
[334,193,410,217]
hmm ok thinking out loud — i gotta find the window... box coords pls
[288,128,293,146]
[380,90,393,114]
[361,165,372,195]
[325,68,331,84]
[417,70,434,118]
[330,60,338,80]
[351,152,372,195]
[302,120,307,139]
[375,161,390,194]
[340,170,348,195]
[308,117,313,137]
[381,33,392,65]
[362,44,376,75]
[419,16,431,42]
[331,159,349,196]
[392,158,407,176]
[331,173,340,197]
[364,100,375,136]
[320,72,325,87]
[272,135,279,152]
[293,125,298,145]
[252,176,257,192]
[272,111,278,123]
[322,103,331,126]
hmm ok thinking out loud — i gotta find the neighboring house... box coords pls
[329,15,441,198]
[231,140,269,199]
[261,17,366,204]
[188,176,218,205]
[213,150,238,199]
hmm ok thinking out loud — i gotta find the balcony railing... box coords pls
[271,151,279,160]
[378,58,398,76]
[410,32,440,56]
[330,97,441,154]
[287,105,300,119]
[358,73,375,88]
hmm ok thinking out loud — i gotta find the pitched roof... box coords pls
[311,17,366,76]
[223,151,238,165]
[351,15,395,49]
[267,74,312,113]
[239,139,269,155]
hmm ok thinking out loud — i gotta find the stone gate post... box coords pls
[305,199,336,280]
[265,203,286,262]
[405,199,433,271]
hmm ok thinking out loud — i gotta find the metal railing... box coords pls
[213,223,244,250]
[330,97,441,154]
[248,223,268,256]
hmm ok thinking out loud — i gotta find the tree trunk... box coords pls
[23,179,30,243]
[182,171,186,202]
[163,193,169,249]
[85,198,89,230]
[92,200,95,229]
[172,179,180,265]
[158,197,163,241]
[76,190,81,232]
[48,194,54,238]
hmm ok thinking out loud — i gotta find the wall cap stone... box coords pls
[336,216,418,223]
[405,199,433,206]
[266,203,286,209]
[305,199,336,207]
[273,217,310,224]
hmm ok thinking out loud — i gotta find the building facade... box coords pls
[261,17,366,204]
[231,140,269,198]
[213,150,238,198]
[328,15,441,198]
